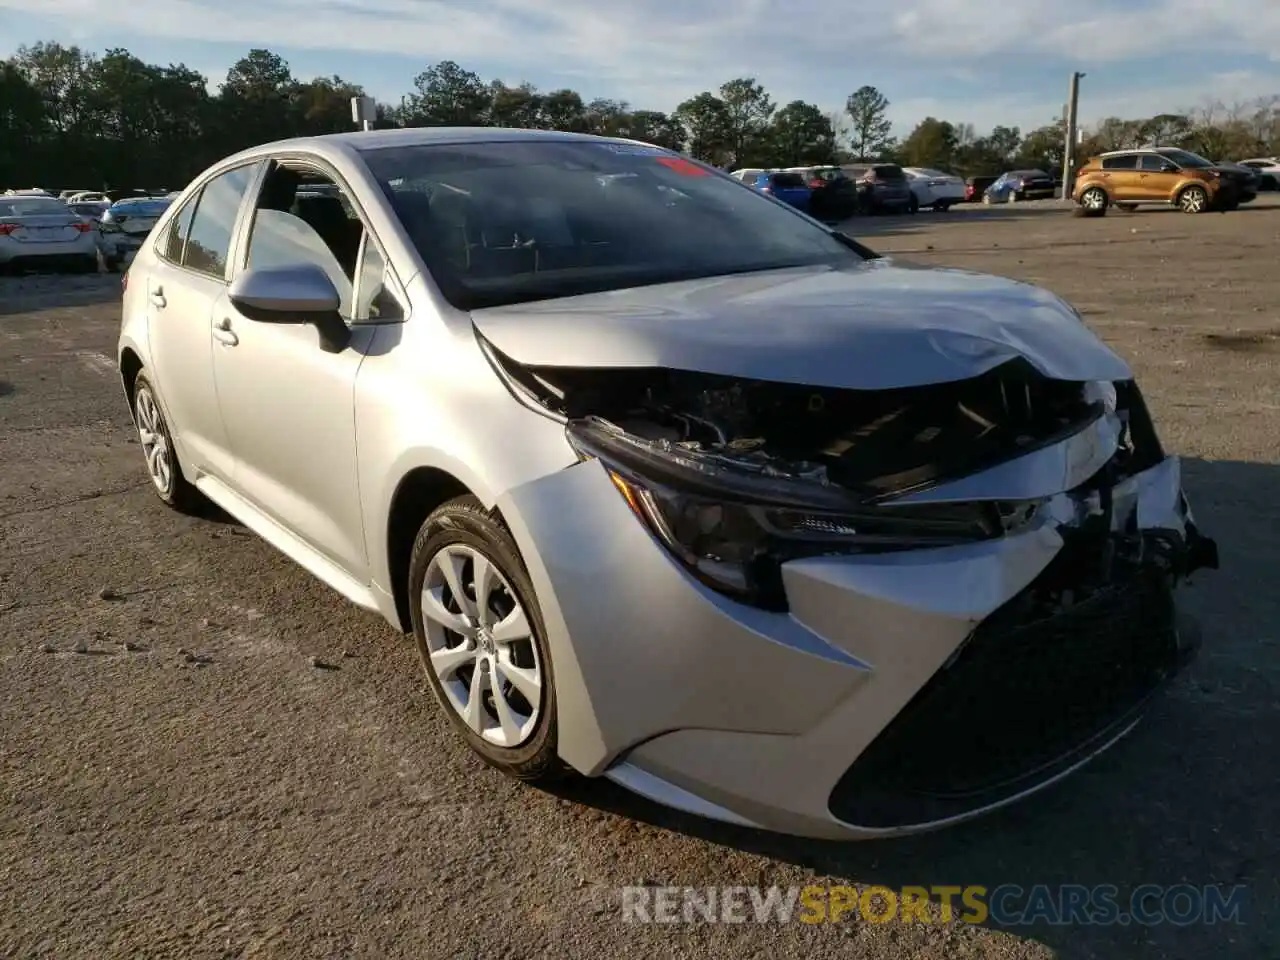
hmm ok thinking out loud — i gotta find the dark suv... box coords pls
[842,163,915,214]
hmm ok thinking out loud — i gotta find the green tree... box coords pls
[674,92,733,164]
[845,85,893,160]
[486,81,542,128]
[625,110,684,150]
[719,77,775,166]
[768,100,836,165]
[538,89,586,131]
[404,60,490,126]
[899,117,958,169]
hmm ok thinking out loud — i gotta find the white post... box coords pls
[351,95,376,132]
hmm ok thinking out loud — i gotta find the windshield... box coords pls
[1,198,69,217]
[360,140,862,310]
[1158,149,1213,169]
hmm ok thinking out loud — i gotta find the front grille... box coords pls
[828,538,1185,828]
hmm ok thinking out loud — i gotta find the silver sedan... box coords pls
[0,195,100,273]
[116,127,1218,839]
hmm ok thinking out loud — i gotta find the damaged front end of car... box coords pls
[484,336,1219,826]
[486,341,1216,609]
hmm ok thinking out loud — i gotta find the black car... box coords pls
[964,175,999,202]
[792,166,859,221]
[842,163,915,214]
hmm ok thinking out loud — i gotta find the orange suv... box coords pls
[1072,147,1254,216]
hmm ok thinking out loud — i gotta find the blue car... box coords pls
[983,169,1056,204]
[747,171,812,212]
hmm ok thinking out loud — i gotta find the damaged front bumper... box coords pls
[494,374,1217,839]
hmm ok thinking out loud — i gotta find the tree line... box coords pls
[3,41,1279,191]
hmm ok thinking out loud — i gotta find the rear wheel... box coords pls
[1178,185,1208,214]
[982,193,993,205]
[132,374,202,512]
[933,200,951,211]
[908,194,919,215]
[1079,187,1109,217]
[409,496,561,782]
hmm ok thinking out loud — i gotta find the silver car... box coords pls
[0,195,100,272]
[117,128,1218,839]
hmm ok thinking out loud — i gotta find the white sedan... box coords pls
[1237,158,1280,190]
[903,168,966,210]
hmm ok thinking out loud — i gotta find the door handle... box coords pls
[212,317,239,347]
[149,285,166,308]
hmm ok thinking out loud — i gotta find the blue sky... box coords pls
[3,0,1279,136]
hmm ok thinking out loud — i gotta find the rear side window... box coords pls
[872,165,906,181]
[161,197,198,263]
[181,165,257,279]
[1101,155,1137,170]
[1140,155,1168,171]
[771,173,805,188]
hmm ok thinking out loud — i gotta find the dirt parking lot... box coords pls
[1,200,1277,960]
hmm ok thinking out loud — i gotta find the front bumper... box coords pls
[497,405,1216,839]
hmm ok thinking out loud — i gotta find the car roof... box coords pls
[202,127,677,182]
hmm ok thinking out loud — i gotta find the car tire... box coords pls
[908,194,919,215]
[408,495,562,783]
[1079,187,1109,217]
[934,201,952,211]
[982,193,993,205]
[1177,185,1209,214]
[131,374,203,512]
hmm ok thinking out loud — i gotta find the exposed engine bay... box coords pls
[490,343,1113,501]
[484,338,1218,612]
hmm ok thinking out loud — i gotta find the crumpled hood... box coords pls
[469,258,1132,390]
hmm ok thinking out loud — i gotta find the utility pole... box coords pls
[1062,71,1085,200]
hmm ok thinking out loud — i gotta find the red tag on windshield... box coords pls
[656,156,710,177]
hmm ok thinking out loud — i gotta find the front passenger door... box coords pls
[210,169,376,579]
[1137,154,1180,201]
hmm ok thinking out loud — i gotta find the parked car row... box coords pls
[0,190,172,273]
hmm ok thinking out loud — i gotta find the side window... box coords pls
[242,168,367,318]
[1101,155,1137,170]
[182,165,256,279]
[161,196,197,263]
[1140,155,1168,171]
[354,237,403,321]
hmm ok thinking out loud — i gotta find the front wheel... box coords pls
[409,496,561,782]
[1178,185,1208,214]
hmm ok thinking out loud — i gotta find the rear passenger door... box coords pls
[145,162,260,483]
[1100,154,1139,200]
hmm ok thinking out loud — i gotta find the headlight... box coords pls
[569,417,1030,610]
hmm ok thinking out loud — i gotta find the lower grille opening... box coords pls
[828,531,1186,829]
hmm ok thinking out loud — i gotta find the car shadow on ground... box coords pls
[0,273,122,317]
[547,455,1278,959]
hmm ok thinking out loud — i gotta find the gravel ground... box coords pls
[1,199,1277,960]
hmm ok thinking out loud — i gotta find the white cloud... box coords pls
[2,0,1279,131]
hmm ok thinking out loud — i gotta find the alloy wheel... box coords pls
[134,385,173,495]
[1179,187,1206,213]
[420,543,543,748]
[1082,189,1106,211]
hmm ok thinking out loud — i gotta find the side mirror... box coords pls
[229,264,351,353]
